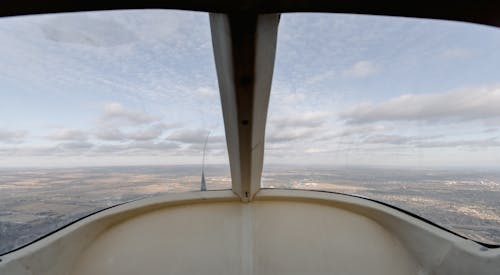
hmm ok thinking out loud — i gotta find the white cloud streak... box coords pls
[194,86,217,97]
[94,123,167,142]
[343,61,379,78]
[341,85,500,124]
[267,128,319,143]
[441,47,473,59]
[167,129,225,144]
[100,102,157,126]
[0,129,28,143]
[266,112,331,143]
[270,111,330,129]
[335,124,389,137]
[47,129,87,141]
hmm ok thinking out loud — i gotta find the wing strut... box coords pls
[210,13,280,201]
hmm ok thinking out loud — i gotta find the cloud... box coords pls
[363,134,421,145]
[483,128,498,133]
[94,128,126,141]
[441,48,473,59]
[5,141,95,157]
[335,124,389,137]
[100,102,157,126]
[306,69,336,84]
[343,61,379,78]
[0,11,228,165]
[94,123,166,141]
[94,103,172,142]
[56,141,94,151]
[14,140,180,157]
[167,129,224,144]
[194,86,217,97]
[181,142,227,155]
[340,85,500,124]
[280,92,306,104]
[312,124,390,143]
[270,111,330,129]
[167,129,207,143]
[266,111,331,143]
[47,128,87,141]
[304,147,332,154]
[358,134,500,149]
[267,128,319,143]
[95,141,180,155]
[13,140,180,157]
[416,138,500,148]
[0,129,27,143]
[41,13,137,47]
[124,124,165,141]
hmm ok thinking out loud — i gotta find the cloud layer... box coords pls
[0,129,27,144]
[343,61,379,78]
[340,85,500,124]
[3,12,500,167]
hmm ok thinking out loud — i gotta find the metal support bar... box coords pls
[210,13,279,201]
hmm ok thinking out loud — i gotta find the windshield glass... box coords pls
[263,13,500,245]
[0,10,230,255]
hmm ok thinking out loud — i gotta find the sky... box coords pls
[266,13,500,168]
[0,10,225,167]
[0,10,499,168]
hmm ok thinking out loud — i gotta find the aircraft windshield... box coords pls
[263,13,500,245]
[0,10,230,255]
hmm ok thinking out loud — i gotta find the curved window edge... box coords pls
[260,187,500,249]
[0,189,232,257]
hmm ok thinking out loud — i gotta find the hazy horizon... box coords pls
[1,164,498,255]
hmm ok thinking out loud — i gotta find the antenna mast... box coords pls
[200,131,210,191]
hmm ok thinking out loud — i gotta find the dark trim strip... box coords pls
[0,1,499,27]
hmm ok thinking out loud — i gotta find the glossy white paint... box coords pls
[1,189,498,275]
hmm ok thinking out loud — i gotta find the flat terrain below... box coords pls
[0,165,499,254]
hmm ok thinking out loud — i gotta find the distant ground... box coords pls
[0,164,499,254]
[0,165,231,254]
[262,165,500,245]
